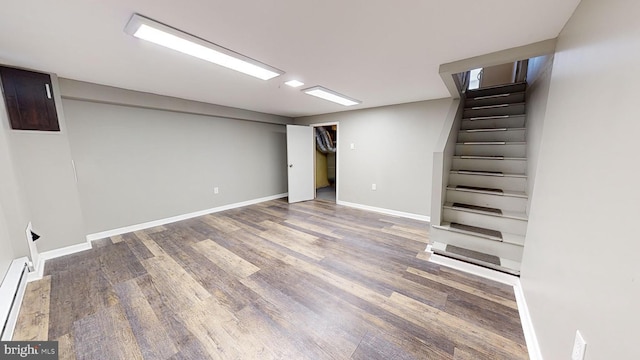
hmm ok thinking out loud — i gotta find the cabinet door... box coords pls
[0,66,60,131]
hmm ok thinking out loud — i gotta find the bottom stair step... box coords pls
[446,245,500,265]
[431,242,521,276]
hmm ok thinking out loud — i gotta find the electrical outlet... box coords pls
[214,187,219,195]
[350,143,355,150]
[371,183,377,191]
[571,330,586,360]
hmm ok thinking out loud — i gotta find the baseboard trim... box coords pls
[0,257,29,340]
[428,253,541,360]
[337,201,430,222]
[513,279,542,360]
[86,193,288,242]
[27,242,93,282]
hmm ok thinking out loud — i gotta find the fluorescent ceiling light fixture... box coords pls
[302,86,361,106]
[285,80,304,88]
[124,14,283,80]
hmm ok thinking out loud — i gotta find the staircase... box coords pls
[430,82,528,275]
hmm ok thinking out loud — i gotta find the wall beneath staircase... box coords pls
[521,0,640,358]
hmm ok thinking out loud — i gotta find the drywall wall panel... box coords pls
[524,55,553,214]
[481,62,515,87]
[0,104,30,266]
[296,99,452,217]
[59,78,291,125]
[0,72,81,255]
[63,99,288,234]
[0,202,15,278]
[521,0,640,358]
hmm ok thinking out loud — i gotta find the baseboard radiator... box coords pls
[0,258,29,340]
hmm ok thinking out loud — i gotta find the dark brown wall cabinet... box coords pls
[0,66,60,131]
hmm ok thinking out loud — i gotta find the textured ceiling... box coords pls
[0,0,581,117]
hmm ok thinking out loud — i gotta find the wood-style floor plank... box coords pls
[13,275,51,341]
[14,198,529,359]
[114,279,178,359]
[72,305,144,360]
[192,239,260,279]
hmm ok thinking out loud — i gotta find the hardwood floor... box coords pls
[13,199,528,359]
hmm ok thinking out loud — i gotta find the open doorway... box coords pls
[312,123,338,203]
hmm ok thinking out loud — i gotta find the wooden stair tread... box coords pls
[464,114,526,121]
[455,155,526,161]
[451,202,502,215]
[469,91,525,101]
[454,185,503,194]
[445,244,501,265]
[449,170,526,178]
[447,186,527,198]
[456,141,525,145]
[433,223,526,246]
[450,222,502,240]
[465,102,525,110]
[456,170,504,176]
[444,202,528,220]
[461,127,525,133]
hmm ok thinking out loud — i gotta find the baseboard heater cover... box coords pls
[0,258,29,340]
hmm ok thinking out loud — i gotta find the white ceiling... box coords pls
[0,0,580,118]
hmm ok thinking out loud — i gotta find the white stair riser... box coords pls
[443,209,528,235]
[452,158,526,173]
[446,190,527,212]
[466,83,527,98]
[461,116,525,129]
[465,92,526,108]
[463,103,525,118]
[458,129,525,142]
[430,227,524,261]
[449,173,526,192]
[456,144,526,157]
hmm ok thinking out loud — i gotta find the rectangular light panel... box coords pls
[302,86,361,106]
[285,80,305,88]
[124,14,283,80]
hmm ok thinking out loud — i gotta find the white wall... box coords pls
[0,202,16,278]
[63,99,289,234]
[3,75,86,253]
[521,0,640,358]
[296,99,452,218]
[524,54,554,214]
[0,85,34,267]
[0,120,23,278]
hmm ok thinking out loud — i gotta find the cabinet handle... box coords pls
[45,84,52,99]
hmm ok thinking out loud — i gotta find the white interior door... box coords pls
[286,125,314,203]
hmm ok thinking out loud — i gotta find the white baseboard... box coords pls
[86,193,288,242]
[513,279,542,360]
[337,200,430,222]
[428,254,541,360]
[0,257,29,340]
[27,242,93,282]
